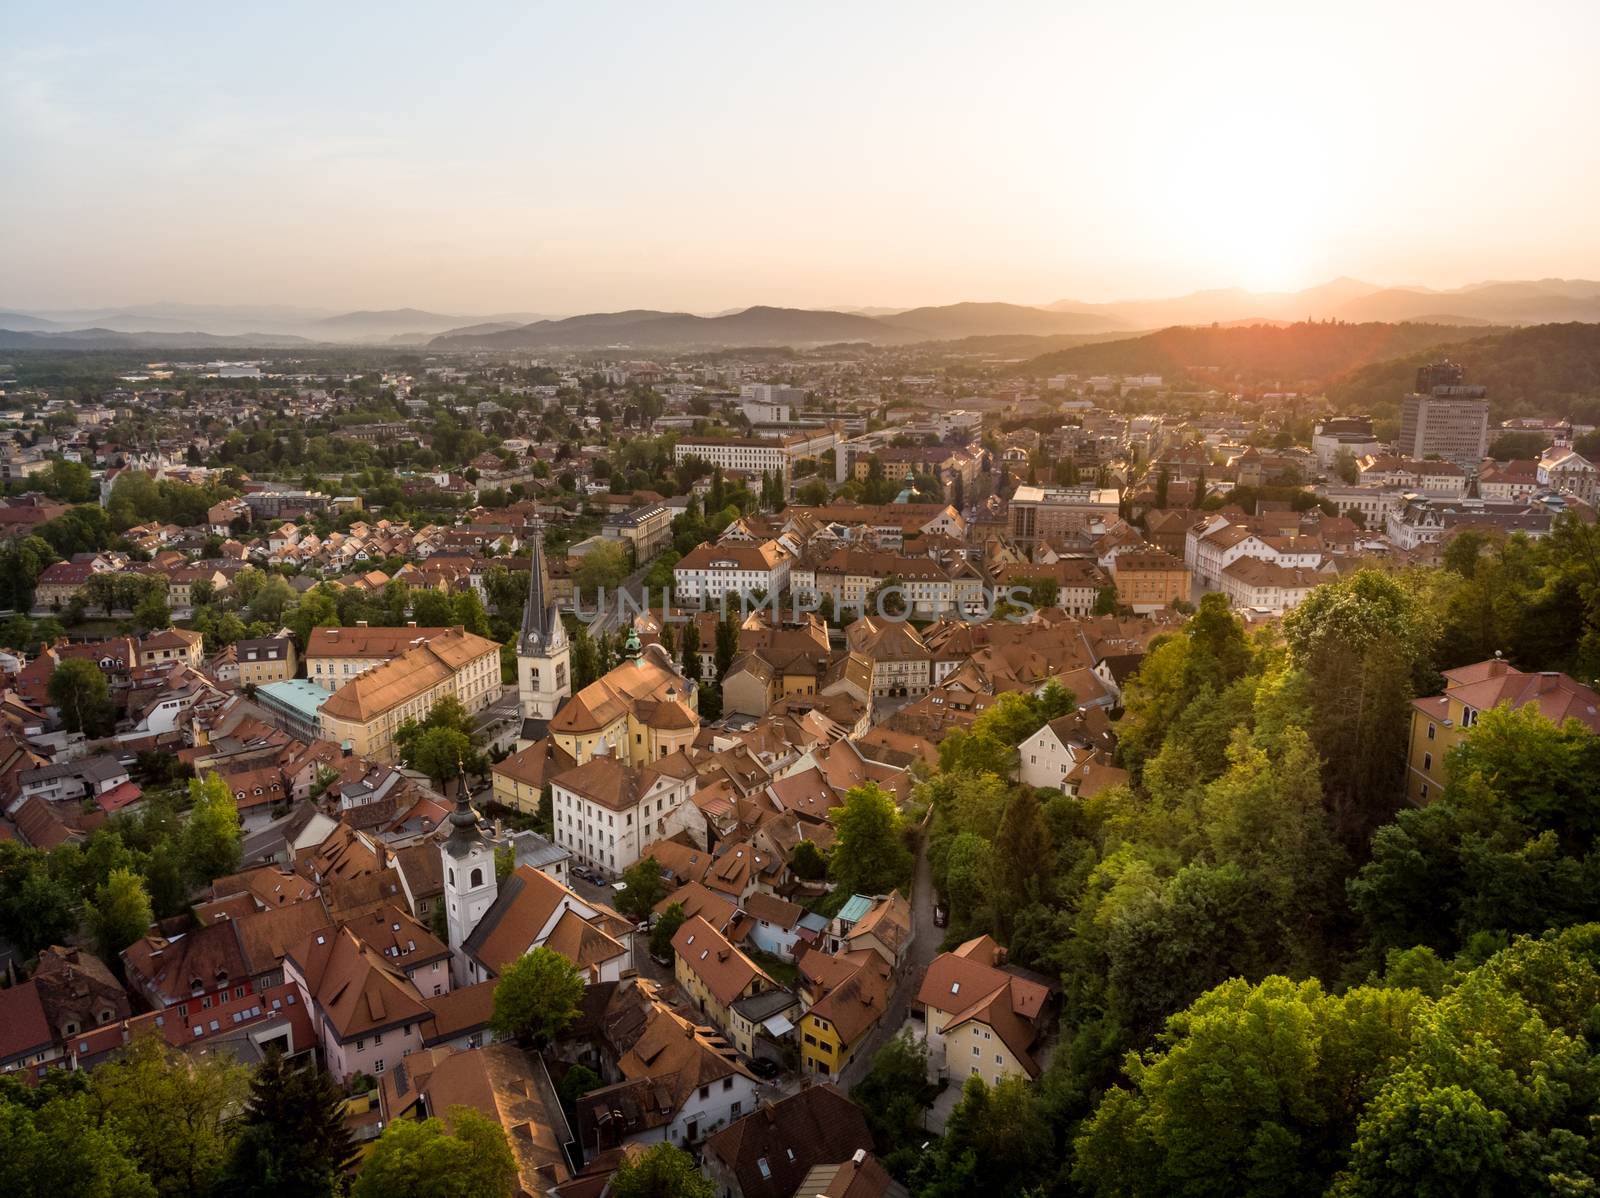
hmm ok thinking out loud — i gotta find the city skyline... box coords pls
[4,0,1599,312]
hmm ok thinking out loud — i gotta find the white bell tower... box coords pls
[441,783,498,985]
[517,520,571,722]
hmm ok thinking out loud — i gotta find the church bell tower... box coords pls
[517,519,571,722]
[441,780,497,985]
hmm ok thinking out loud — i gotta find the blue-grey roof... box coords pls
[256,679,334,720]
[837,893,875,926]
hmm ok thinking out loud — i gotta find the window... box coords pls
[470,867,483,887]
[723,1077,733,1091]
[374,1059,384,1074]
[699,1085,710,1100]
[1423,752,1432,771]
[357,1039,366,1051]
[1427,722,1436,741]
[374,1032,383,1045]
[996,1055,1004,1064]
[973,1045,981,1056]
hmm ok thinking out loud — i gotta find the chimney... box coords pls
[355,620,369,628]
[407,620,416,628]
[852,1149,867,1166]
[1539,671,1560,692]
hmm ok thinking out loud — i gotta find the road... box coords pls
[583,560,655,638]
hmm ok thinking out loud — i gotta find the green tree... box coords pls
[490,947,585,1045]
[48,657,114,736]
[618,856,666,919]
[789,839,827,881]
[133,590,171,634]
[89,867,153,960]
[180,772,242,886]
[1282,569,1435,838]
[90,1034,250,1198]
[574,541,630,601]
[680,618,702,680]
[409,726,474,792]
[0,1088,155,1198]
[917,1076,1054,1198]
[220,1052,356,1198]
[852,1031,937,1160]
[829,783,912,896]
[1073,976,1424,1198]
[610,1142,714,1198]
[650,901,687,960]
[353,1107,517,1198]
[714,610,739,677]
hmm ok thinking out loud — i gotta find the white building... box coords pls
[673,540,792,604]
[549,751,700,878]
[1538,448,1599,503]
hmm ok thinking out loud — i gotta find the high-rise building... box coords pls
[1397,361,1489,472]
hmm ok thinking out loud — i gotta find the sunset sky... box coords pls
[4,0,1597,314]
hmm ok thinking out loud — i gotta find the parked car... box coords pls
[933,903,948,928]
[747,1058,781,1079]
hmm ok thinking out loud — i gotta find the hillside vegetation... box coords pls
[1015,321,1498,388]
[1325,321,1600,422]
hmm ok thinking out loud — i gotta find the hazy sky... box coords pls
[4,0,1598,314]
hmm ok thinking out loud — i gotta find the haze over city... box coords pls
[5,0,1599,313]
[7,4,1600,1198]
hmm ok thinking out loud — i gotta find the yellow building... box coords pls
[305,624,460,688]
[490,739,576,816]
[548,634,699,767]
[1405,658,1600,805]
[1111,550,1192,614]
[671,915,775,1039]
[914,935,1052,1086]
[318,627,500,762]
[138,627,205,670]
[235,634,297,687]
[797,951,892,1079]
[167,567,228,609]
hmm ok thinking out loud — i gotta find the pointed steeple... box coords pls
[520,519,565,655]
[443,773,486,859]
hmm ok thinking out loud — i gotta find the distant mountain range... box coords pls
[1,279,1596,351]
[426,302,1124,350]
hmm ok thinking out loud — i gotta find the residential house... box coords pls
[672,915,779,1039]
[1406,658,1600,805]
[913,934,1055,1086]
[701,1085,874,1198]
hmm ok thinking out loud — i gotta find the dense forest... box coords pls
[1013,321,1494,389]
[853,515,1600,1196]
[1325,321,1600,424]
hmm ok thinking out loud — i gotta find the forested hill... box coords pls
[1013,321,1496,388]
[1325,321,1600,423]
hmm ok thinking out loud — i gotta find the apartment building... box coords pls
[317,628,500,761]
[305,624,459,687]
[1008,485,1121,547]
